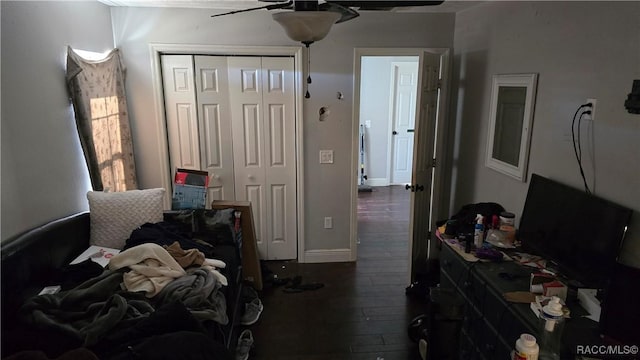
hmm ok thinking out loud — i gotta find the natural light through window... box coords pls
[72,49,111,61]
[90,96,126,192]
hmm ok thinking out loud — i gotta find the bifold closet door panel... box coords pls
[228,56,268,257]
[228,56,297,260]
[194,56,235,202]
[161,55,201,171]
[260,57,297,260]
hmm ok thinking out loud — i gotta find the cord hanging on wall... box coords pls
[571,103,593,194]
[304,42,312,99]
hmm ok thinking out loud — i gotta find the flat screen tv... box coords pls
[518,174,632,289]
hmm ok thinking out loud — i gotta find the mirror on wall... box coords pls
[485,73,538,182]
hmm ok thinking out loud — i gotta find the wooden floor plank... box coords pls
[246,186,425,360]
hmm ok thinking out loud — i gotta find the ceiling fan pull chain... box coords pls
[305,42,312,98]
[307,46,312,84]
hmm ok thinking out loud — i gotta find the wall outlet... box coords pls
[324,217,333,229]
[585,98,597,121]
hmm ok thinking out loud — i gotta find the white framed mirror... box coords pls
[485,73,538,182]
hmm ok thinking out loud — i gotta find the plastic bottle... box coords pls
[539,297,564,360]
[499,211,517,244]
[474,214,484,248]
[512,333,539,360]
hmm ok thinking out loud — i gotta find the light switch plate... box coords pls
[319,150,334,164]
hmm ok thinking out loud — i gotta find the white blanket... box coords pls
[108,243,186,297]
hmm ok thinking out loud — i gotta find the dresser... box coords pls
[438,239,605,359]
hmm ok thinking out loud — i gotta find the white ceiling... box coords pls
[98,0,482,13]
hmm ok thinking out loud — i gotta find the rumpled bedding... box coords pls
[21,270,154,347]
[22,242,231,349]
[155,267,228,325]
[108,243,186,298]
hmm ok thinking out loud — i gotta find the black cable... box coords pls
[571,104,592,194]
[577,111,591,194]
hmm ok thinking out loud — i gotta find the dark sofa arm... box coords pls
[1,212,91,329]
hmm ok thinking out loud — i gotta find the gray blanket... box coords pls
[154,267,228,325]
[21,270,154,346]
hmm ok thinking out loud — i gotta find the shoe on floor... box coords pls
[419,338,428,360]
[240,297,264,325]
[236,329,254,360]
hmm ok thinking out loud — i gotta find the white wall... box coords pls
[1,1,114,241]
[110,7,455,252]
[360,56,418,184]
[448,1,640,266]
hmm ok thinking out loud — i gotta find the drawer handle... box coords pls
[463,281,471,288]
[485,344,495,352]
[443,260,451,267]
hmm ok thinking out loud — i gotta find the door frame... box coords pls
[149,43,306,261]
[351,47,452,263]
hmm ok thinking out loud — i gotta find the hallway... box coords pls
[249,186,426,359]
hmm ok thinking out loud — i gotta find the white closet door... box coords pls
[261,57,297,260]
[194,56,235,203]
[228,56,297,260]
[161,55,200,171]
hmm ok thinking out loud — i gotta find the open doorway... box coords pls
[358,56,419,188]
[356,56,418,274]
[351,48,451,287]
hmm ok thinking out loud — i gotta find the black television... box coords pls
[518,174,633,289]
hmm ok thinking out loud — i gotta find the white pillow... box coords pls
[87,188,165,249]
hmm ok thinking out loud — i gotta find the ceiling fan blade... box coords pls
[327,0,444,10]
[338,0,444,6]
[319,2,360,23]
[211,0,293,18]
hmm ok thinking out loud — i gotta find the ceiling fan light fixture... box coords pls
[272,11,341,44]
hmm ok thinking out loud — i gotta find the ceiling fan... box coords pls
[212,0,444,98]
[211,0,445,45]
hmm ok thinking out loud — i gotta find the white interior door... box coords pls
[408,52,441,282]
[194,56,235,203]
[228,56,297,260]
[228,57,267,256]
[260,57,297,260]
[161,55,200,171]
[390,61,419,184]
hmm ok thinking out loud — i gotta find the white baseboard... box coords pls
[302,249,353,263]
[363,178,388,187]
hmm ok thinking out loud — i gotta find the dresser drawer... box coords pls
[440,243,483,294]
[459,327,487,360]
[474,316,514,360]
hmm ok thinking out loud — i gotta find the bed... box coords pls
[1,193,244,360]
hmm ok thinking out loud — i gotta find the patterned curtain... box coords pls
[66,47,138,192]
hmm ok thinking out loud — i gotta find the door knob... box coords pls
[392,130,398,135]
[416,184,424,192]
[248,175,255,180]
[405,184,414,191]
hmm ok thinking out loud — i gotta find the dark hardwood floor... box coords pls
[248,186,427,360]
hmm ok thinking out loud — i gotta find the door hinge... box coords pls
[427,231,432,240]
[437,79,442,89]
[432,158,437,167]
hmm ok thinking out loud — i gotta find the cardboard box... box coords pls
[172,169,209,210]
[542,280,568,301]
[530,272,556,293]
[212,200,263,290]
